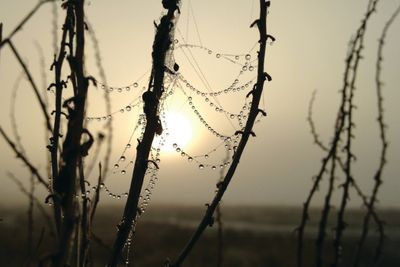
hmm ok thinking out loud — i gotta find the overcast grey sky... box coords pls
[1,0,399,208]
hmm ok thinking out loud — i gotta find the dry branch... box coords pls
[170,1,271,266]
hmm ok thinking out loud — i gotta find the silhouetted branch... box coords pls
[297,1,381,267]
[0,126,49,187]
[333,2,379,266]
[108,2,181,265]
[307,90,328,151]
[170,1,270,266]
[7,173,54,235]
[86,20,113,180]
[0,0,55,49]
[5,40,52,132]
[353,4,400,266]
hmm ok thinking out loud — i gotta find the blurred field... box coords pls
[1,205,399,266]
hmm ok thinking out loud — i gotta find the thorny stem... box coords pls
[0,126,49,188]
[107,2,181,266]
[50,0,75,237]
[53,0,91,265]
[333,2,379,266]
[353,4,400,266]
[7,173,54,236]
[170,1,270,266]
[307,90,385,263]
[0,0,55,49]
[86,22,113,180]
[5,40,53,132]
[297,2,380,267]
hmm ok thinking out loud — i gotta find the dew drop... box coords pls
[126,106,132,111]
[114,164,119,169]
[120,109,125,113]
[205,154,209,159]
[121,170,126,175]
[188,157,193,162]
[216,53,221,58]
[230,114,235,119]
[176,148,181,152]
[245,54,251,60]
[120,156,126,161]
[249,66,254,71]
[133,82,138,87]
[208,50,212,54]
[126,143,131,148]
[242,66,248,71]
[199,164,204,170]
[173,143,178,148]
[235,55,239,60]
[118,88,122,93]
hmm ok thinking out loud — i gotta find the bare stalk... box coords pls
[353,4,400,266]
[170,1,271,266]
[0,126,49,187]
[0,0,55,49]
[107,2,181,265]
[53,0,92,265]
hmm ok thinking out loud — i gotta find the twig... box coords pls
[53,0,91,265]
[171,1,270,266]
[5,40,52,132]
[0,0,55,49]
[353,4,400,266]
[333,2,379,266]
[307,90,327,151]
[108,2,182,265]
[0,126,49,187]
[297,2,380,266]
[7,173,54,236]
[87,20,113,180]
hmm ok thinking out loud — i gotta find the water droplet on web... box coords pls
[121,170,126,175]
[188,157,193,162]
[249,66,254,71]
[230,114,235,119]
[120,109,124,113]
[118,88,122,93]
[126,106,131,111]
[205,154,209,159]
[235,55,239,60]
[216,53,221,58]
[245,54,251,60]
[126,143,131,148]
[242,66,248,71]
[199,164,204,170]
[208,50,212,54]
[173,143,178,148]
[114,164,119,169]
[133,82,138,87]
[120,156,126,161]
[212,166,216,170]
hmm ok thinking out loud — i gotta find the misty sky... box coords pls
[0,0,399,208]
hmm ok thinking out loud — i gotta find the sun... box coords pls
[155,111,193,152]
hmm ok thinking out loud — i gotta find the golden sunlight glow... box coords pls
[157,111,193,152]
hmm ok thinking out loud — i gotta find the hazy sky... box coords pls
[1,0,399,208]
